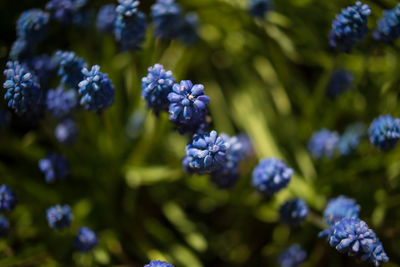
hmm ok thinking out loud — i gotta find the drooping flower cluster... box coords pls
[46,205,73,230]
[329,1,371,52]
[55,119,79,145]
[308,129,339,159]
[145,260,174,267]
[38,153,70,183]
[326,70,354,99]
[249,0,273,19]
[46,0,89,26]
[54,51,87,89]
[338,122,366,156]
[0,185,17,212]
[373,3,400,43]
[252,157,293,196]
[369,114,400,151]
[323,195,360,225]
[0,216,10,237]
[278,244,307,267]
[96,4,117,33]
[279,198,309,226]
[74,226,98,252]
[16,9,50,43]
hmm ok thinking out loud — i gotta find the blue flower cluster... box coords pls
[17,9,50,43]
[46,205,73,230]
[323,195,360,225]
[369,114,400,151]
[145,260,174,267]
[278,244,307,267]
[74,226,98,252]
[38,153,70,183]
[326,70,354,99]
[54,51,87,89]
[249,0,273,19]
[279,198,309,226]
[329,1,371,52]
[373,4,400,43]
[0,216,10,237]
[46,86,78,118]
[0,185,17,212]
[46,0,89,26]
[308,129,339,159]
[96,4,117,34]
[55,119,78,145]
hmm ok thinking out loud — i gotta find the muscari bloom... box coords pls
[9,39,33,61]
[373,3,400,43]
[184,130,227,174]
[16,9,50,42]
[46,86,78,118]
[96,4,117,33]
[141,63,175,114]
[278,244,307,267]
[114,0,147,51]
[168,80,210,134]
[54,51,87,89]
[145,260,174,267]
[78,65,114,113]
[46,0,89,25]
[252,157,293,196]
[326,70,354,99]
[308,129,339,159]
[55,119,78,145]
[38,153,70,183]
[319,218,389,266]
[369,114,400,151]
[151,0,182,39]
[3,61,42,115]
[279,198,309,226]
[0,185,17,212]
[46,205,73,230]
[74,226,98,252]
[249,0,273,19]
[0,216,9,237]
[323,195,360,225]
[329,1,371,52]
[338,122,366,156]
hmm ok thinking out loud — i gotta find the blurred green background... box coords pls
[1,0,400,266]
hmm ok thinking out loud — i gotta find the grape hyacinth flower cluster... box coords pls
[46,0,89,26]
[55,51,87,89]
[279,198,309,226]
[373,3,400,43]
[369,114,400,151]
[145,260,174,267]
[278,244,307,267]
[323,195,360,225]
[55,119,79,145]
[0,185,17,212]
[38,153,70,183]
[249,0,273,19]
[326,70,354,99]
[46,86,78,118]
[252,157,293,196]
[308,129,339,159]
[74,226,98,252]
[329,1,371,52]
[0,216,10,237]
[46,205,73,230]
[17,9,50,43]
[96,4,117,33]
[338,122,366,156]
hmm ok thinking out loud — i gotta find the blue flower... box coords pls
[279,198,309,226]
[54,51,87,89]
[0,216,10,237]
[329,1,371,52]
[55,119,78,145]
[176,13,200,45]
[145,260,174,267]
[114,0,147,51]
[9,39,33,61]
[369,115,400,151]
[0,185,17,212]
[252,157,293,196]
[168,80,210,133]
[16,9,50,42]
[308,129,339,159]
[320,218,389,266]
[46,0,89,25]
[373,4,400,43]
[74,226,98,252]
[141,64,175,114]
[0,109,11,130]
[96,4,117,33]
[3,61,42,115]
[278,244,307,267]
[184,130,227,174]
[78,65,115,113]
[38,153,70,183]
[151,0,182,39]
[326,70,354,99]
[338,123,366,156]
[46,86,78,118]
[46,205,73,230]
[249,0,273,19]
[323,195,360,225]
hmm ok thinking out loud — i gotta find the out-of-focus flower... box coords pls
[373,3,400,43]
[323,195,360,225]
[0,185,17,212]
[278,244,307,267]
[96,4,117,33]
[46,205,73,230]
[279,198,309,226]
[55,119,78,145]
[16,9,50,42]
[308,129,339,159]
[326,70,354,99]
[46,86,78,118]
[74,227,98,252]
[38,153,70,183]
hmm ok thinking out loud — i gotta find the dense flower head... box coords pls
[184,130,227,174]
[3,61,42,115]
[9,39,33,61]
[0,216,10,237]
[176,13,200,45]
[369,115,400,151]
[249,0,273,19]
[323,195,360,225]
[0,109,11,130]
[78,65,115,113]
[326,70,354,99]
[0,185,17,212]
[141,63,175,114]
[338,122,366,156]
[74,226,98,252]
[151,0,182,39]
[46,0,88,25]
[54,51,87,89]
[308,129,339,159]
[320,218,389,266]
[96,4,117,33]
[46,86,78,118]
[16,9,50,42]
[55,119,78,145]
[144,260,174,267]
[279,198,309,226]
[168,80,210,133]
[329,1,371,52]
[278,244,307,267]
[46,205,73,230]
[373,4,400,43]
[252,157,293,196]
[38,153,70,183]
